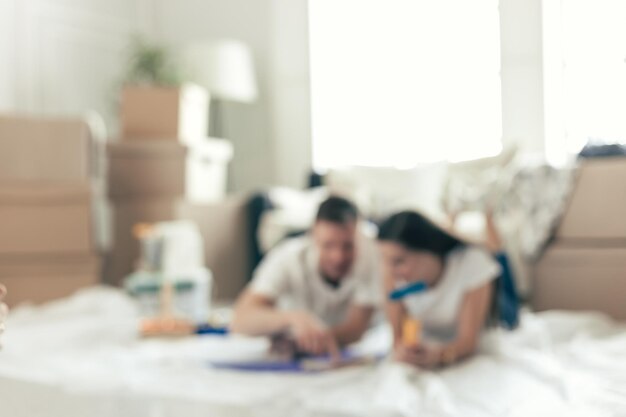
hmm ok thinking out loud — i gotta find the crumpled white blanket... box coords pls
[443,154,577,261]
[1,287,625,417]
[442,155,578,295]
[496,162,578,260]
[0,283,7,348]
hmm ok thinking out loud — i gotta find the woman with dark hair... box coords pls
[378,210,500,368]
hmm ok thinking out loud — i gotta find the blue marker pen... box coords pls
[388,280,428,301]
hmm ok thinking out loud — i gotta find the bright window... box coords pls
[308,0,502,170]
[544,0,626,164]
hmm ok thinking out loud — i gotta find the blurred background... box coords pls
[0,0,625,318]
[1,1,626,416]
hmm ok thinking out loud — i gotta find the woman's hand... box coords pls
[394,343,443,368]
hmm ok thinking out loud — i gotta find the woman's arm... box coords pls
[331,305,374,346]
[443,281,493,362]
[383,271,406,346]
[403,281,493,368]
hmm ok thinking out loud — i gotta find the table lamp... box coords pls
[180,39,258,137]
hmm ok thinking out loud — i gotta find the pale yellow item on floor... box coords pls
[139,281,195,338]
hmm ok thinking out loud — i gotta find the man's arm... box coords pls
[230,290,292,336]
[231,289,340,357]
[331,304,374,346]
[231,241,296,337]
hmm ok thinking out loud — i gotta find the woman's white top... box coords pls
[401,245,500,342]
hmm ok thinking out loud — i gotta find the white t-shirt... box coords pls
[249,234,381,326]
[401,245,501,342]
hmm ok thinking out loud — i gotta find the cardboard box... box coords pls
[0,182,96,255]
[0,254,101,307]
[532,244,626,320]
[557,158,626,240]
[178,197,251,301]
[120,84,209,142]
[107,140,233,202]
[104,199,181,286]
[0,114,97,182]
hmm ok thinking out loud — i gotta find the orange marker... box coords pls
[402,318,422,346]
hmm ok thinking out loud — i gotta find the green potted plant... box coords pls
[119,37,209,142]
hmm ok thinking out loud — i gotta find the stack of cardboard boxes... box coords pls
[533,158,626,320]
[0,115,105,306]
[105,84,234,286]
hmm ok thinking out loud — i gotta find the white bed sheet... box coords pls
[0,287,625,417]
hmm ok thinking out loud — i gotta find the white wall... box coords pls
[0,0,151,132]
[151,0,312,192]
[268,0,312,189]
[0,0,17,112]
[150,0,275,193]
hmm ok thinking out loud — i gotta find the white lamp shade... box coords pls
[181,40,258,103]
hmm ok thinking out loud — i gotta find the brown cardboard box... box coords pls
[104,199,181,286]
[0,254,101,306]
[532,244,626,320]
[0,182,96,255]
[0,114,97,182]
[120,84,209,142]
[556,158,626,240]
[107,140,233,202]
[178,197,250,301]
[107,142,186,200]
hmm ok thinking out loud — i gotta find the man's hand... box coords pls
[288,311,340,359]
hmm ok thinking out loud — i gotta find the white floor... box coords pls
[1,287,625,417]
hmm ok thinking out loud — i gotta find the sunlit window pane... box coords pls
[308,0,502,170]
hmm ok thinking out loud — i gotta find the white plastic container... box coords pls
[125,267,212,324]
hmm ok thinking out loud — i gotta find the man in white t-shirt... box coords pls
[231,196,381,357]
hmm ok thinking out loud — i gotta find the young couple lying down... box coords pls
[231,196,502,368]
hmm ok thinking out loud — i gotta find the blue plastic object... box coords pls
[388,281,428,301]
[195,324,229,335]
